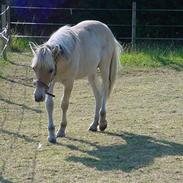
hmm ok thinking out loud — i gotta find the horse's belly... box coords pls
[76,59,99,79]
[75,45,101,79]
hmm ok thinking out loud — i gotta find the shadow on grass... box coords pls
[152,55,183,71]
[0,129,39,143]
[7,59,30,68]
[0,75,33,88]
[0,176,14,183]
[65,131,183,172]
[0,97,42,113]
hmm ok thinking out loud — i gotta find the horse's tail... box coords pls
[108,39,123,97]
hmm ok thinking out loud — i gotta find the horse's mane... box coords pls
[47,25,79,59]
[31,25,78,70]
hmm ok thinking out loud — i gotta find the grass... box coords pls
[5,38,183,69]
[10,37,29,52]
[0,46,183,182]
[121,43,183,70]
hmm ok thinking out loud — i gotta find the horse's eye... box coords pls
[49,69,53,74]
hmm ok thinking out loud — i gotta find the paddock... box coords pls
[0,52,183,183]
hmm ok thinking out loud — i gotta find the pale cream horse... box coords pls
[30,20,122,143]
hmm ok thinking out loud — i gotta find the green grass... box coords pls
[0,47,183,183]
[10,37,29,52]
[3,39,183,69]
[121,43,183,70]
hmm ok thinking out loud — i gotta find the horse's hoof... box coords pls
[56,130,65,138]
[48,136,57,143]
[88,124,98,132]
[99,122,107,131]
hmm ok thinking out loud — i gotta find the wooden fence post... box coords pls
[6,0,10,35]
[1,4,7,31]
[1,4,7,59]
[132,1,136,50]
[0,0,10,60]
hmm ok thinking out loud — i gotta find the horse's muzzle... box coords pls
[33,88,45,102]
[35,94,45,102]
[33,79,49,90]
[33,80,55,98]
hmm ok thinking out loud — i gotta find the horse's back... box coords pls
[73,20,109,32]
[71,20,116,78]
[72,20,115,44]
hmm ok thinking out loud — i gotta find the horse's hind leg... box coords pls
[57,81,73,138]
[99,63,110,131]
[46,82,56,143]
[88,74,102,131]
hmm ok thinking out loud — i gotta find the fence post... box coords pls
[6,0,10,35]
[0,0,10,60]
[1,4,7,59]
[1,4,7,31]
[132,1,136,50]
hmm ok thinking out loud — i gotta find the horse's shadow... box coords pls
[64,131,183,172]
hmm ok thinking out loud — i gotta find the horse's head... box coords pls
[30,42,60,102]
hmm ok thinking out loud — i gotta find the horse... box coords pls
[30,20,122,143]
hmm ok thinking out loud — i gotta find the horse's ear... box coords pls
[59,45,64,55]
[29,42,37,55]
[51,45,64,60]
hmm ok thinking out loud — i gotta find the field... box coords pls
[0,46,183,183]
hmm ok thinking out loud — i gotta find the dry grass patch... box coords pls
[0,52,183,183]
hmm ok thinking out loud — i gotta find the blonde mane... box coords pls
[31,25,79,70]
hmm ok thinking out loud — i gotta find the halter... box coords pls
[33,44,62,98]
[34,80,55,97]
[33,62,57,98]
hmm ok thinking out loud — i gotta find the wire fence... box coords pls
[1,1,183,59]
[0,5,9,15]
[8,4,183,41]
[0,4,10,59]
[9,7,133,41]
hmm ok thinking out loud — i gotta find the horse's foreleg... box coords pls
[57,82,73,138]
[46,83,56,143]
[88,74,102,131]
